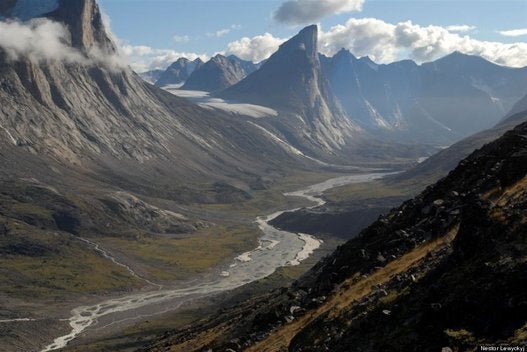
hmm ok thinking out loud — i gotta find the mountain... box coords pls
[397,94,527,186]
[228,54,259,75]
[503,92,527,120]
[0,0,312,176]
[147,109,527,352]
[322,49,527,145]
[181,54,254,92]
[154,57,203,87]
[139,69,164,84]
[0,3,340,349]
[220,25,357,154]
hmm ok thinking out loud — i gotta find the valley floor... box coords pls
[2,169,408,352]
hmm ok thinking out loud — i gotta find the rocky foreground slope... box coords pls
[147,116,527,351]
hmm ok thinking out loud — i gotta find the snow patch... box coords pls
[166,88,278,118]
[0,318,36,323]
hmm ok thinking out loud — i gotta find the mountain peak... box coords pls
[279,24,318,59]
[175,57,190,64]
[1,0,115,53]
[220,24,355,152]
[49,0,115,53]
[333,48,357,62]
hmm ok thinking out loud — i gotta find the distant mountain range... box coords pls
[141,55,259,91]
[321,49,527,144]
[181,54,258,92]
[397,93,527,186]
[154,57,204,87]
[149,31,527,146]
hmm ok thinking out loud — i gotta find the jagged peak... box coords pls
[278,24,318,58]
[212,53,228,61]
[49,0,115,53]
[0,0,116,54]
[333,48,357,61]
[168,57,191,68]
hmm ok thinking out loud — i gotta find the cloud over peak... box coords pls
[0,18,126,70]
[0,19,85,63]
[274,0,364,25]
[119,44,208,72]
[221,18,527,68]
[226,33,286,63]
[318,18,527,67]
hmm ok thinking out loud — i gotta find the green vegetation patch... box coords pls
[0,220,142,300]
[98,224,258,282]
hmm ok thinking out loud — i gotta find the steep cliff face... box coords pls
[147,115,527,352]
[49,0,115,53]
[220,25,358,153]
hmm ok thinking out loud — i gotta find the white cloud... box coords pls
[119,44,208,72]
[498,28,527,37]
[226,33,286,63]
[207,24,242,38]
[173,34,190,43]
[446,25,476,33]
[318,18,527,67]
[274,0,364,25]
[0,18,126,70]
[0,18,86,63]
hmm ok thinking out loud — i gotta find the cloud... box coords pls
[498,28,527,37]
[207,24,242,38]
[274,0,364,25]
[0,18,86,63]
[173,34,190,43]
[0,17,126,70]
[119,44,208,72]
[101,10,206,72]
[446,25,476,33]
[318,18,527,67]
[225,33,286,62]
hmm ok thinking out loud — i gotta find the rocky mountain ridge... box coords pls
[154,57,204,87]
[321,49,527,145]
[182,54,257,92]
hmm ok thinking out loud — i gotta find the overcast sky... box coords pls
[98,0,527,72]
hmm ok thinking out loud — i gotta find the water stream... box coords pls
[40,172,391,351]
